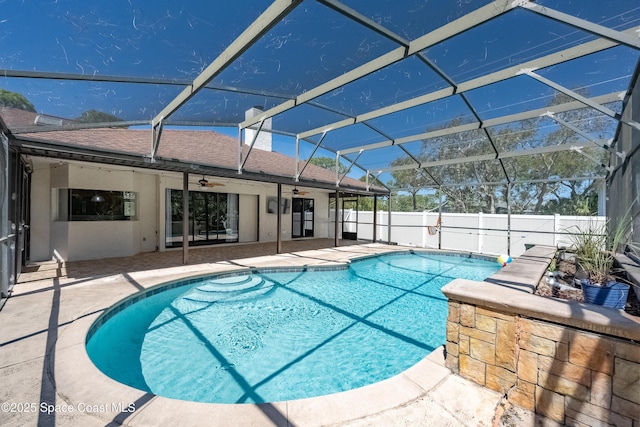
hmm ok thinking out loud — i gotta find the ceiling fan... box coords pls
[198,176,225,188]
[292,187,309,196]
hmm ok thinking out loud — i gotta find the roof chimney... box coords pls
[244,106,272,152]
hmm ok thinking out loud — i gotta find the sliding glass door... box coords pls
[165,189,239,247]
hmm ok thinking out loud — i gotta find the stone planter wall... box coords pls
[444,301,639,425]
[442,245,640,425]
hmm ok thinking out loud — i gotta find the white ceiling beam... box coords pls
[241,0,518,130]
[151,0,301,128]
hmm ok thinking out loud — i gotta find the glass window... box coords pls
[58,189,137,221]
[165,189,239,248]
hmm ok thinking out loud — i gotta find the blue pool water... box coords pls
[86,252,499,403]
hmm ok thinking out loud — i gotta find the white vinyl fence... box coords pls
[335,211,605,258]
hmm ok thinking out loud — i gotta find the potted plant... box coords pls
[570,206,638,309]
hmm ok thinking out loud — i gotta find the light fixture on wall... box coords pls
[91,192,105,202]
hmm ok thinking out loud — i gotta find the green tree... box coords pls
[389,157,432,211]
[0,89,36,112]
[307,156,348,175]
[505,92,609,214]
[76,110,123,123]
[383,91,607,214]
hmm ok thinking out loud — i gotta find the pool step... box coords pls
[197,275,263,293]
[179,275,274,306]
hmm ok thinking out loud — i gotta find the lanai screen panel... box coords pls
[0,0,638,189]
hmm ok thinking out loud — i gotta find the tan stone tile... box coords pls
[445,354,459,374]
[519,331,557,357]
[460,354,485,386]
[447,302,460,323]
[520,318,571,343]
[475,313,497,333]
[568,332,614,375]
[615,341,640,364]
[538,355,591,387]
[469,337,495,365]
[535,386,565,423]
[613,358,640,405]
[476,306,514,321]
[590,372,612,409]
[460,303,475,327]
[566,397,616,424]
[517,349,539,384]
[446,342,459,358]
[486,365,516,394]
[446,321,459,343]
[555,341,569,362]
[537,372,589,401]
[609,411,633,427]
[460,325,495,343]
[496,319,516,370]
[459,334,470,355]
[508,379,535,411]
[611,395,640,422]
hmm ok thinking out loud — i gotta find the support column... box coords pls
[182,172,189,265]
[438,188,443,250]
[334,190,339,247]
[372,196,378,243]
[507,183,512,257]
[387,194,392,244]
[478,212,484,254]
[422,210,428,248]
[277,183,282,254]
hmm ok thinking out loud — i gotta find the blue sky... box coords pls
[1,0,638,181]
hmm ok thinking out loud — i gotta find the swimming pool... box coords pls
[86,251,499,403]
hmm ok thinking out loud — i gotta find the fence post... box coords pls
[438,188,443,250]
[422,210,428,248]
[478,212,484,254]
[554,213,560,247]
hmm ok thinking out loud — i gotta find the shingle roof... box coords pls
[1,107,384,193]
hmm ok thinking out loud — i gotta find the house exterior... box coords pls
[1,107,386,266]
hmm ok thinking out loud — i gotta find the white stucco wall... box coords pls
[29,162,51,261]
[28,159,332,262]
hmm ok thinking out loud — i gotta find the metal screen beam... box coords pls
[151,119,163,162]
[151,0,301,127]
[296,132,327,181]
[339,92,623,155]
[241,0,518,130]
[375,139,605,173]
[337,150,363,186]
[319,0,410,47]
[569,147,611,172]
[522,70,640,131]
[298,27,638,140]
[543,112,625,158]
[239,119,265,173]
[520,2,640,50]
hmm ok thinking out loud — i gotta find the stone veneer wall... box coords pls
[444,300,640,426]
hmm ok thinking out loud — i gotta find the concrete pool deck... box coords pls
[1,240,517,426]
